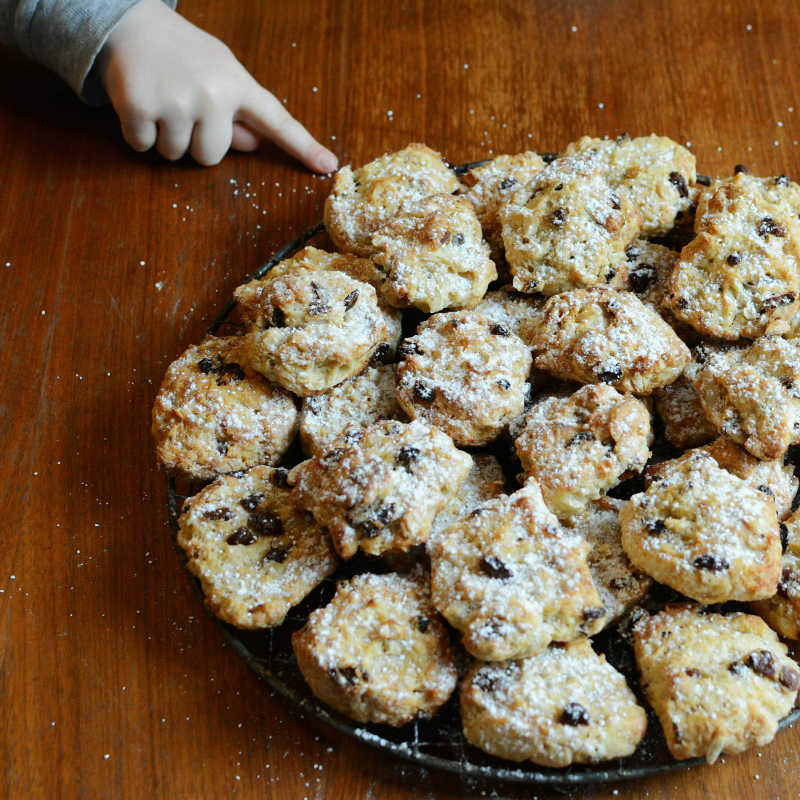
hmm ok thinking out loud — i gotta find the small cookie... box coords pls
[429,453,507,539]
[289,419,472,559]
[500,157,641,296]
[429,480,605,660]
[620,452,782,603]
[177,466,337,629]
[693,335,800,460]
[234,264,387,396]
[564,134,696,236]
[634,603,800,763]
[473,287,548,344]
[665,173,800,340]
[396,311,532,446]
[298,364,404,456]
[653,361,717,451]
[324,143,460,256]
[529,287,690,394]
[459,151,546,263]
[646,437,798,521]
[563,497,653,627]
[371,193,497,312]
[460,640,647,766]
[514,384,652,518]
[152,336,298,480]
[751,507,800,639]
[292,571,457,726]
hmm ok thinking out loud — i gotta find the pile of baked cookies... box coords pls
[153,137,800,769]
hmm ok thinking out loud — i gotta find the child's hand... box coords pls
[97,0,338,171]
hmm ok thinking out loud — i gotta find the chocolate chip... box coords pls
[491,323,510,336]
[567,431,595,447]
[551,208,567,227]
[780,666,800,690]
[582,606,605,621]
[780,523,789,553]
[609,191,621,210]
[375,503,397,525]
[250,509,283,537]
[453,233,465,246]
[398,341,423,358]
[554,182,564,191]
[734,163,751,175]
[271,306,286,327]
[605,268,616,282]
[560,702,590,726]
[726,252,741,266]
[197,358,214,374]
[495,378,511,390]
[358,521,381,539]
[760,293,795,313]
[696,175,712,186]
[203,507,232,520]
[776,174,791,187]
[413,381,435,402]
[271,468,290,488]
[778,566,795,595]
[693,554,729,571]
[629,264,657,294]
[526,280,540,293]
[308,282,331,315]
[264,546,289,563]
[220,362,245,382]
[369,343,393,365]
[395,445,420,470]
[227,527,257,546]
[758,216,786,238]
[668,171,689,198]
[216,439,229,455]
[684,668,701,677]
[646,519,667,534]
[474,672,497,693]
[343,290,359,311]
[480,556,513,580]
[330,666,359,685]
[239,494,264,512]
[677,298,689,310]
[609,576,630,590]
[625,244,641,262]
[596,364,622,384]
[746,650,777,679]
[757,484,775,498]
[499,177,516,190]
[416,616,430,633]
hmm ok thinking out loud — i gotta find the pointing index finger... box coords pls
[238,86,338,173]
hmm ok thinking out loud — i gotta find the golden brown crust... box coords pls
[460,640,647,765]
[177,466,337,629]
[429,480,605,660]
[634,603,800,763]
[151,336,298,481]
[292,571,457,726]
[621,452,782,603]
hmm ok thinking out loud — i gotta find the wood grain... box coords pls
[2,1,799,797]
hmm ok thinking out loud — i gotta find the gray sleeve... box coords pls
[0,0,177,104]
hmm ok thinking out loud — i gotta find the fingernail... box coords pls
[317,149,338,173]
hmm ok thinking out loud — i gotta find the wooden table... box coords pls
[2,0,799,797]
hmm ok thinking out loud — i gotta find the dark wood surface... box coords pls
[2,1,799,797]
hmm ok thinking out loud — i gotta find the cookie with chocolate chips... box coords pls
[460,639,647,766]
[292,571,457,726]
[514,384,651,518]
[692,335,800,460]
[428,479,605,661]
[634,603,800,763]
[395,311,532,446]
[234,259,387,396]
[298,364,404,456]
[371,192,497,312]
[152,336,298,481]
[500,156,641,296]
[177,465,337,629]
[324,143,461,257]
[621,451,782,603]
[289,419,472,559]
[751,506,800,639]
[529,287,690,394]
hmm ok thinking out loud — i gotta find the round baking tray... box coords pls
[166,160,800,786]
